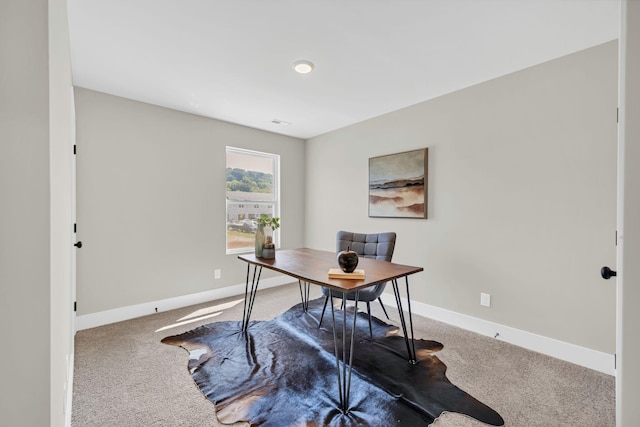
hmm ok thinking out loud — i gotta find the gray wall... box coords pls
[74,88,305,315]
[74,42,617,355]
[0,1,51,425]
[305,41,618,354]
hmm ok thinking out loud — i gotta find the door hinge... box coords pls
[74,223,77,234]
[617,108,619,124]
[73,144,77,155]
[74,301,77,312]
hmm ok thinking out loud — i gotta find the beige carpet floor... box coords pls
[72,283,615,426]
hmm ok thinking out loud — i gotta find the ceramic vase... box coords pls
[255,224,265,257]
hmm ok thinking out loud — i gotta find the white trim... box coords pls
[75,275,292,331]
[75,277,614,374]
[64,352,73,427]
[380,293,615,375]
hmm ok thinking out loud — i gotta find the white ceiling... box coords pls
[67,0,620,140]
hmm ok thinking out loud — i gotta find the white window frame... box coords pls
[225,146,280,255]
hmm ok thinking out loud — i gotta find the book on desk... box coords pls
[327,268,365,279]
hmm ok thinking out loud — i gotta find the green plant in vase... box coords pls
[255,214,280,258]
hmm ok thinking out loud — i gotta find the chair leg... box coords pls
[367,301,373,339]
[378,297,390,320]
[319,295,329,328]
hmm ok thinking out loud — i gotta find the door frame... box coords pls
[616,1,640,425]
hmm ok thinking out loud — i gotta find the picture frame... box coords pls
[368,148,428,218]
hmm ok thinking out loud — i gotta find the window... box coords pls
[226,147,280,253]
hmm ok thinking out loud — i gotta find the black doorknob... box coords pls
[601,266,616,279]
[74,241,83,248]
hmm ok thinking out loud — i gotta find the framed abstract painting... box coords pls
[369,148,428,218]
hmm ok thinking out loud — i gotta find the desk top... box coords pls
[238,248,423,292]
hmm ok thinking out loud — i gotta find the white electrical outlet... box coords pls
[480,292,491,307]
[215,269,221,279]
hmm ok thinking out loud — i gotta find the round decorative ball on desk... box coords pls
[337,247,358,273]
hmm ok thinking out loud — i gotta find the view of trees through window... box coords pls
[226,147,279,253]
[226,168,273,193]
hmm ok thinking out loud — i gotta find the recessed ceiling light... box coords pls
[293,60,314,74]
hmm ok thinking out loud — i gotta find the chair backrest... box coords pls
[336,231,396,262]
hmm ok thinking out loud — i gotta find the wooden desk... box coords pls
[238,248,423,414]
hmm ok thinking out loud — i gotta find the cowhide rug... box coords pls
[162,297,504,426]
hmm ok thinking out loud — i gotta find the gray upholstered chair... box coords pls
[319,230,396,337]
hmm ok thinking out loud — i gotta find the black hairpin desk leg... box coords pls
[392,277,417,364]
[298,280,311,312]
[241,264,262,333]
[329,291,359,414]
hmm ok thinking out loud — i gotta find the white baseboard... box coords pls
[75,275,293,331]
[75,277,614,375]
[380,294,615,376]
